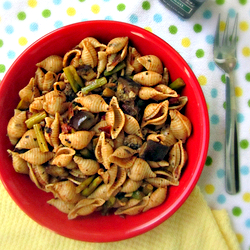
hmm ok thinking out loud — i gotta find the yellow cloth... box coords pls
[0,182,240,250]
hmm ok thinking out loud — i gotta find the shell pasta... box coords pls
[7,36,192,219]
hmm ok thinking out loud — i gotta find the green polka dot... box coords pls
[223,101,226,109]
[221,74,226,83]
[205,156,213,166]
[17,11,26,21]
[79,0,85,2]
[0,39,3,48]
[117,3,126,11]
[169,25,178,34]
[216,0,225,4]
[142,1,150,10]
[239,0,247,5]
[193,24,202,33]
[0,64,6,73]
[232,206,242,216]
[240,139,249,149]
[196,49,204,58]
[248,100,250,107]
[245,72,250,82]
[42,9,51,18]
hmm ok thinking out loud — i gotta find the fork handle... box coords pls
[225,71,240,194]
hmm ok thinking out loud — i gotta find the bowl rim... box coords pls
[0,20,210,242]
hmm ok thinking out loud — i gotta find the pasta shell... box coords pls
[68,198,105,219]
[19,77,40,103]
[42,71,57,92]
[128,158,156,181]
[133,71,162,87]
[113,130,125,149]
[141,100,169,128]
[105,96,125,139]
[15,129,39,149]
[7,150,29,174]
[46,180,82,204]
[28,164,49,190]
[59,131,95,150]
[121,179,143,193]
[168,96,188,111]
[7,110,27,143]
[36,55,63,73]
[91,120,108,136]
[161,67,169,85]
[143,187,167,212]
[145,177,174,188]
[124,134,143,150]
[137,55,163,74]
[79,37,106,50]
[46,165,69,178]
[62,49,81,68]
[97,51,107,78]
[106,37,128,55]
[169,109,192,142]
[94,132,113,169]
[47,198,75,214]
[81,41,98,68]
[124,114,143,138]
[148,160,169,168]
[43,89,69,115]
[50,147,76,167]
[126,47,143,75]
[160,125,177,146]
[168,140,188,180]
[19,148,54,165]
[73,156,100,175]
[74,94,108,113]
[35,67,45,91]
[29,96,44,113]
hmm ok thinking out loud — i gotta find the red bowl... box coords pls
[0,20,209,242]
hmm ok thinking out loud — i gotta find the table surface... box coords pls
[0,0,249,249]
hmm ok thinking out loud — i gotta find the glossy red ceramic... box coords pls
[0,21,209,242]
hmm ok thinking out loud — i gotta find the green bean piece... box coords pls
[102,196,116,215]
[81,176,103,196]
[168,78,186,91]
[63,65,84,93]
[132,190,145,200]
[81,77,107,95]
[16,99,30,110]
[75,175,95,194]
[104,61,126,76]
[142,184,154,195]
[25,111,47,129]
[33,123,49,152]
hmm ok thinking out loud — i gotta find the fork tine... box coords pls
[222,13,230,46]
[214,14,221,48]
[231,13,238,47]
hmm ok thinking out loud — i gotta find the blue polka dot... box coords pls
[211,88,218,98]
[54,20,63,29]
[217,194,226,204]
[205,35,214,44]
[203,10,212,19]
[213,141,223,151]
[103,0,110,1]
[7,50,15,59]
[53,0,61,4]
[30,22,38,32]
[130,14,138,24]
[240,165,249,175]
[245,219,250,228]
[237,113,244,123]
[217,169,225,178]
[228,8,236,18]
[153,14,162,23]
[235,62,239,70]
[105,16,113,20]
[5,25,14,34]
[208,61,215,71]
[211,114,219,124]
[3,1,12,10]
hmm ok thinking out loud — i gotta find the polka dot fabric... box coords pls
[0,0,250,249]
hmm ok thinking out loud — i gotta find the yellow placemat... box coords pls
[0,182,240,250]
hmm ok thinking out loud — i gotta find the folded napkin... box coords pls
[0,182,240,250]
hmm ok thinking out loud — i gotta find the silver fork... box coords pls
[213,13,239,194]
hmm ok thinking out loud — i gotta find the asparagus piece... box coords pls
[104,61,126,76]
[25,111,46,129]
[76,175,95,194]
[81,176,103,196]
[33,123,49,152]
[169,78,186,91]
[81,77,107,95]
[16,99,30,110]
[132,190,145,200]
